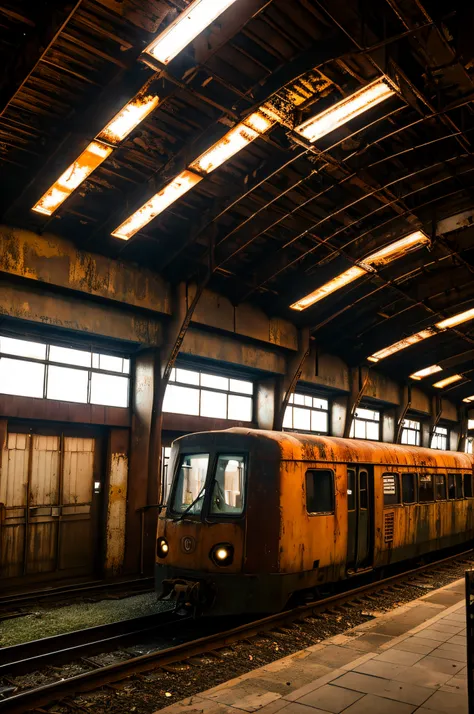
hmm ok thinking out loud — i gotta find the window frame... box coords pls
[168,451,211,517]
[207,452,248,519]
[418,473,435,503]
[305,468,335,516]
[431,425,449,450]
[283,391,330,435]
[0,335,130,408]
[434,473,447,501]
[400,419,421,446]
[464,473,473,498]
[165,366,254,422]
[382,472,401,507]
[402,472,417,504]
[349,408,380,441]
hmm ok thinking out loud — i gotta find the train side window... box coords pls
[435,474,447,500]
[402,473,417,504]
[383,473,400,506]
[359,470,368,510]
[306,470,334,514]
[456,474,464,498]
[464,473,473,498]
[448,474,455,499]
[419,474,434,502]
[347,469,355,511]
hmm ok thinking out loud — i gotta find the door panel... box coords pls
[59,437,95,571]
[0,434,28,578]
[0,431,100,582]
[27,435,60,574]
[346,465,373,573]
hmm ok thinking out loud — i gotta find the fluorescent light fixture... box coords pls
[290,266,366,311]
[189,112,273,175]
[363,230,430,268]
[290,230,429,312]
[367,328,437,363]
[436,307,474,330]
[144,0,239,65]
[409,364,442,381]
[432,374,463,389]
[111,170,202,240]
[295,78,396,143]
[32,141,113,216]
[463,395,474,403]
[97,94,160,145]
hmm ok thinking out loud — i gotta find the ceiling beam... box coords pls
[0,1,83,117]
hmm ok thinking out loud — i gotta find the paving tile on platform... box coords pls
[420,689,468,713]
[416,654,465,675]
[372,648,424,665]
[326,671,434,706]
[297,684,364,713]
[342,693,416,714]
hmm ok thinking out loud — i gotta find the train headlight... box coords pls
[157,537,169,558]
[210,543,234,566]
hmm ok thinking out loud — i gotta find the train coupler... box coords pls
[159,577,211,616]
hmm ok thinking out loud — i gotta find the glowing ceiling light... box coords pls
[144,0,239,65]
[32,141,112,216]
[463,395,474,403]
[290,266,366,311]
[111,170,202,240]
[295,78,396,143]
[433,374,463,389]
[436,307,474,330]
[290,231,429,312]
[367,328,437,363]
[363,230,430,269]
[409,364,442,381]
[189,112,273,175]
[97,94,160,145]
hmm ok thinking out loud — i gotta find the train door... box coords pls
[346,465,374,572]
[0,431,102,584]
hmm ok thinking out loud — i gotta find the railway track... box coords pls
[0,576,153,616]
[1,548,473,714]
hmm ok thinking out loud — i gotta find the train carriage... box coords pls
[155,428,474,616]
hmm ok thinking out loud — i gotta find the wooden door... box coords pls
[0,432,100,582]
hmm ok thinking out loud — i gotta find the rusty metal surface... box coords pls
[0,432,100,582]
[105,431,129,576]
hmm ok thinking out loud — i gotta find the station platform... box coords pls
[157,578,468,714]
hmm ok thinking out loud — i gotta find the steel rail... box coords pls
[0,576,153,611]
[2,547,473,714]
[0,611,180,678]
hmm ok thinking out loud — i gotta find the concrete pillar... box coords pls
[256,378,277,430]
[331,395,347,437]
[124,351,156,575]
[382,408,396,443]
[104,428,129,577]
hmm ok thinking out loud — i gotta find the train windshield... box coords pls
[210,455,245,516]
[171,453,209,515]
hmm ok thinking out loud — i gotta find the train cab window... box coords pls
[306,470,334,514]
[383,473,400,506]
[171,453,210,515]
[448,474,463,499]
[210,455,246,515]
[435,474,447,500]
[347,469,356,511]
[464,473,473,498]
[402,473,417,504]
[419,474,434,502]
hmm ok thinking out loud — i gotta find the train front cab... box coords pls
[155,431,287,616]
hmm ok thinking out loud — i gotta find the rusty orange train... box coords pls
[155,428,474,615]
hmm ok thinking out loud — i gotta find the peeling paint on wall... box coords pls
[105,452,128,575]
